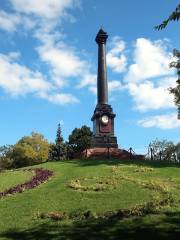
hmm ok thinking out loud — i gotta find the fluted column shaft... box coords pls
[96,28,108,104]
[97,42,108,104]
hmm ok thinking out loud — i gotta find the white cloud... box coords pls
[0,1,82,106]
[128,79,176,111]
[125,38,173,83]
[138,113,180,129]
[0,10,37,32]
[37,41,86,84]
[7,52,21,60]
[36,31,97,90]
[0,0,98,99]
[0,10,21,32]
[39,92,79,105]
[124,38,176,112]
[109,80,123,92]
[0,53,51,96]
[0,52,79,105]
[0,0,78,32]
[10,0,77,19]
[78,74,96,88]
[107,37,127,73]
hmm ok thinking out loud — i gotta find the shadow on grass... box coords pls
[58,158,180,169]
[1,212,180,240]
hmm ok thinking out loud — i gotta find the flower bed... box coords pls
[0,168,53,198]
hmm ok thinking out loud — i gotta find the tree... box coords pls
[148,139,178,162]
[0,145,12,157]
[68,125,93,154]
[0,145,14,170]
[0,133,50,169]
[12,132,50,167]
[56,123,63,145]
[49,123,66,161]
[155,4,180,30]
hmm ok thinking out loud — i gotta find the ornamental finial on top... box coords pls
[95,27,108,44]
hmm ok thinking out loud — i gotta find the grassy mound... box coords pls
[0,168,53,198]
[0,169,33,192]
[0,159,179,239]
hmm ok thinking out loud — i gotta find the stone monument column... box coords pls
[96,29,108,104]
[91,28,118,148]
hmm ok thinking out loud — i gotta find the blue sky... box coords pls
[0,0,179,153]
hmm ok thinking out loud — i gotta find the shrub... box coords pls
[68,125,93,155]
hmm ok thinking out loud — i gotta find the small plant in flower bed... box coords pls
[0,168,53,198]
[38,193,176,222]
[134,166,154,173]
[101,194,175,220]
[39,211,68,221]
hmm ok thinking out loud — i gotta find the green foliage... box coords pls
[12,132,50,167]
[0,145,14,170]
[169,50,180,119]
[49,123,67,161]
[155,4,180,30]
[0,133,50,170]
[169,77,180,119]
[175,142,180,160]
[55,123,63,145]
[68,125,93,154]
[49,143,67,161]
[148,139,179,162]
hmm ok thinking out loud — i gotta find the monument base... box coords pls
[91,136,118,148]
[82,148,145,160]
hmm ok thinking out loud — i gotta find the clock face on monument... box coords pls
[101,115,109,125]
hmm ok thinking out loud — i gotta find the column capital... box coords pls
[95,28,108,45]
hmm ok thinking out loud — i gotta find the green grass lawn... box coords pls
[0,169,33,192]
[0,159,179,239]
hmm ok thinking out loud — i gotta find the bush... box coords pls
[68,125,93,155]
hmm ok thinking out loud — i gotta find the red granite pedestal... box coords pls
[82,148,144,160]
